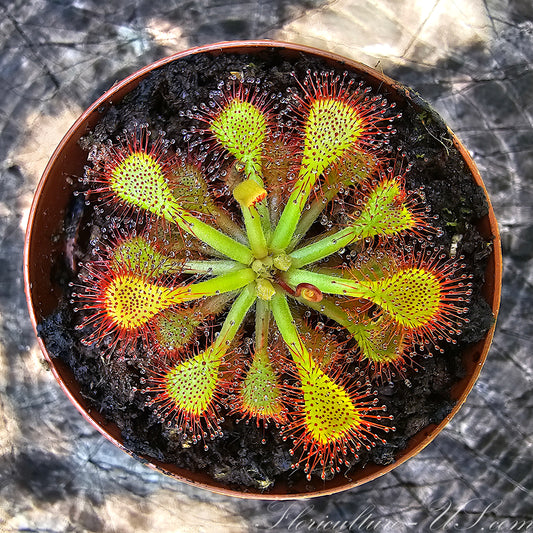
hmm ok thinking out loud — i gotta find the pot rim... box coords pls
[23,39,502,500]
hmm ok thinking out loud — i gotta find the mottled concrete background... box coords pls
[1,0,532,531]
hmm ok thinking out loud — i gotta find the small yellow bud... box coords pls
[256,278,276,301]
[273,253,292,271]
[233,179,267,207]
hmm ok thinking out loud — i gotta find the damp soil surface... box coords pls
[37,47,495,494]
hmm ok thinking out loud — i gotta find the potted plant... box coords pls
[24,41,501,498]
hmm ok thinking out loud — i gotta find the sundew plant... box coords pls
[74,71,472,481]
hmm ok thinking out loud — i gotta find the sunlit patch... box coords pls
[16,106,84,233]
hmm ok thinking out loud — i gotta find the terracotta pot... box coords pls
[23,40,502,499]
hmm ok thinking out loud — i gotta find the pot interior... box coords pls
[24,42,501,498]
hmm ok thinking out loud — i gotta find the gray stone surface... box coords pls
[1,0,532,531]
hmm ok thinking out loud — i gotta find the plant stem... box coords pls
[233,178,269,257]
[257,200,272,240]
[255,298,271,352]
[199,292,236,316]
[289,226,357,268]
[212,283,257,353]
[209,206,248,244]
[172,268,256,304]
[240,205,268,259]
[287,185,340,251]
[269,171,315,252]
[282,269,354,298]
[295,294,354,332]
[270,292,312,369]
[180,260,244,275]
[177,211,253,264]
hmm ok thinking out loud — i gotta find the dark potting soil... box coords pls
[37,48,495,494]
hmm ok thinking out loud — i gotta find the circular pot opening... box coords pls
[24,40,502,499]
